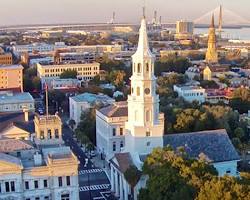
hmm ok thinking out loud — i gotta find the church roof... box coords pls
[164,129,240,163]
[110,152,134,173]
[0,138,34,153]
[99,101,128,118]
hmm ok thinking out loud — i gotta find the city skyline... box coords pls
[0,0,250,25]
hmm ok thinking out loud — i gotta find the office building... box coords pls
[0,65,24,92]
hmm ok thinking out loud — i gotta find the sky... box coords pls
[0,0,249,25]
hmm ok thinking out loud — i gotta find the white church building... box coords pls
[96,14,240,200]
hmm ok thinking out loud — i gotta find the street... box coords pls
[62,126,116,200]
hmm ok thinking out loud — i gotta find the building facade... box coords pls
[37,62,100,82]
[0,65,23,92]
[0,53,13,65]
[96,102,128,160]
[70,92,115,125]
[0,91,34,113]
[173,85,206,103]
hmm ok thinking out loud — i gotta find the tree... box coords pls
[197,176,250,200]
[124,165,142,199]
[60,69,77,79]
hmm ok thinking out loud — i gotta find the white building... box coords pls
[70,93,115,125]
[0,91,35,113]
[173,84,206,103]
[13,42,67,55]
[0,147,79,200]
[42,78,79,90]
[96,102,127,160]
[185,66,200,80]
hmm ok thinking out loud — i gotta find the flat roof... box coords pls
[0,64,23,70]
[0,92,34,104]
[37,62,99,68]
[71,92,114,103]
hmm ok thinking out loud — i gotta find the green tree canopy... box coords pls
[60,69,77,79]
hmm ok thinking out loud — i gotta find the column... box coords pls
[119,174,124,200]
[111,166,115,192]
[115,170,119,196]
[123,179,128,200]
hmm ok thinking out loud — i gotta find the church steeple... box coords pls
[205,13,218,64]
[125,14,164,156]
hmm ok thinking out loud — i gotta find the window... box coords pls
[113,142,116,152]
[40,131,44,139]
[44,180,48,188]
[120,141,124,148]
[146,63,149,72]
[35,198,40,200]
[120,128,123,135]
[226,170,231,174]
[66,176,70,186]
[58,177,63,187]
[25,181,29,190]
[34,180,39,189]
[10,181,15,192]
[146,142,151,146]
[5,182,10,192]
[26,198,30,200]
[0,183,1,193]
[17,151,21,157]
[55,129,59,139]
[137,63,141,73]
[146,131,150,137]
[136,87,140,96]
[61,194,70,200]
[112,128,116,136]
[48,129,52,139]
[44,197,49,200]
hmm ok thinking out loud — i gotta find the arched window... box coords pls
[136,87,140,96]
[131,87,134,94]
[137,63,141,73]
[146,63,149,72]
[146,110,150,122]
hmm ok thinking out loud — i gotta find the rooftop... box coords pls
[0,64,23,70]
[0,139,34,153]
[0,92,34,104]
[99,101,128,118]
[0,153,22,167]
[71,92,114,104]
[164,129,240,163]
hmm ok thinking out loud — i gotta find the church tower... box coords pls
[125,15,164,156]
[205,14,218,64]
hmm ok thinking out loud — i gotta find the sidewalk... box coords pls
[92,154,111,181]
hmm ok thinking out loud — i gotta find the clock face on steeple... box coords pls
[144,88,150,94]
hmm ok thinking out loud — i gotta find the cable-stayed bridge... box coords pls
[194,6,250,26]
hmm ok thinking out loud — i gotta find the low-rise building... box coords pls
[0,91,35,113]
[185,66,200,80]
[173,85,206,103]
[37,62,100,82]
[69,92,115,125]
[42,78,79,90]
[0,53,13,65]
[13,42,67,55]
[96,102,127,160]
[0,65,23,92]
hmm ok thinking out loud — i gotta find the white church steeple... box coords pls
[125,13,164,156]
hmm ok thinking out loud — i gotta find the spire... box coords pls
[210,13,215,28]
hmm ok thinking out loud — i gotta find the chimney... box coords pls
[34,152,42,166]
[23,107,29,122]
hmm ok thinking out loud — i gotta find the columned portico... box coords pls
[111,165,115,192]
[115,170,119,196]
[119,174,124,200]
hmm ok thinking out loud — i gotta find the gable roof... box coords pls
[99,101,128,118]
[110,152,134,173]
[164,129,240,163]
[0,138,34,153]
